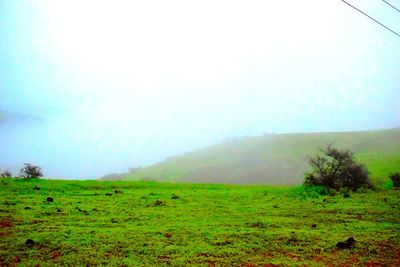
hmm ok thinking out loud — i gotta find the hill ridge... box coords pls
[104,128,400,184]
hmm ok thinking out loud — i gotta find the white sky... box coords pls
[1,0,399,178]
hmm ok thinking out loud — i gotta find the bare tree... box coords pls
[19,163,43,179]
[0,170,12,178]
[304,145,370,191]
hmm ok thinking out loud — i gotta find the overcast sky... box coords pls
[1,0,399,179]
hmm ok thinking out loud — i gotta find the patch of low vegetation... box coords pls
[0,178,399,266]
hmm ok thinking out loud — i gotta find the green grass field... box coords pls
[1,179,399,266]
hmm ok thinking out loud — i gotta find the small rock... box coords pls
[47,197,54,202]
[336,237,356,249]
[154,200,166,206]
[164,233,172,238]
[25,239,35,247]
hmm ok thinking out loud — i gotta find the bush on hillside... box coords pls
[304,145,370,192]
[389,172,400,188]
[19,163,43,179]
[0,170,12,178]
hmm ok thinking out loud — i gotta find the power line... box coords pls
[382,0,400,14]
[340,0,400,38]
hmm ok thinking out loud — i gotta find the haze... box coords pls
[1,0,399,179]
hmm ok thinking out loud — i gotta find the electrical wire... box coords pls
[382,0,400,14]
[340,0,400,38]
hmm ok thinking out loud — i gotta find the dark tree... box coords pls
[0,170,12,178]
[304,145,370,191]
[389,172,400,188]
[19,163,43,179]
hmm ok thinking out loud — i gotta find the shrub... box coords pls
[0,170,12,178]
[19,163,43,179]
[389,172,400,188]
[304,145,370,192]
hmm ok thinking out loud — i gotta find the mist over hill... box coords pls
[104,128,400,184]
[0,111,46,126]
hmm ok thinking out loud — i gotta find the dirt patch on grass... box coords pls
[0,218,12,228]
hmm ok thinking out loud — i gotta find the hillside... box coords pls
[112,128,400,184]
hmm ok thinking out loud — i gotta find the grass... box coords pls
[1,178,399,266]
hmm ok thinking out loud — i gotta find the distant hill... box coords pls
[106,128,400,184]
[0,110,46,126]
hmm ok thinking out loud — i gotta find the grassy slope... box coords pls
[119,128,400,185]
[0,179,399,266]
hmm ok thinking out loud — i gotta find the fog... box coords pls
[1,0,399,179]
